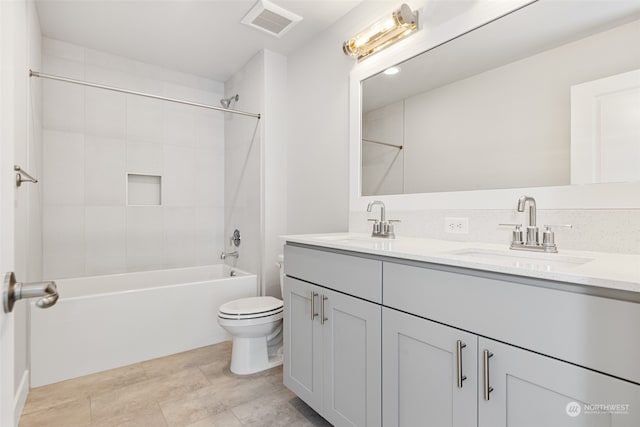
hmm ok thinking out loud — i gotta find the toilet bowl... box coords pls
[217,255,285,375]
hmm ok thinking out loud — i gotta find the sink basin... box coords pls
[446,248,593,271]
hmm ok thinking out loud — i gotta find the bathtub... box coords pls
[30,264,256,387]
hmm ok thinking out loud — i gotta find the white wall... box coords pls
[41,38,225,278]
[285,1,398,234]
[262,50,288,298]
[224,49,288,298]
[224,51,263,291]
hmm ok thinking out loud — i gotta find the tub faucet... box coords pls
[366,200,400,239]
[220,251,239,260]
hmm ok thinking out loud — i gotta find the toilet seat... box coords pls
[218,296,283,320]
[217,310,283,328]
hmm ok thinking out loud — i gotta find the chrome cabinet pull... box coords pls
[483,349,494,400]
[310,292,318,320]
[456,340,467,388]
[320,295,328,325]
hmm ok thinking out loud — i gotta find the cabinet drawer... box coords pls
[284,244,382,303]
[383,261,640,384]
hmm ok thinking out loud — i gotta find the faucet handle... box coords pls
[368,218,381,235]
[543,224,573,230]
[541,224,572,249]
[386,220,400,239]
[499,223,523,246]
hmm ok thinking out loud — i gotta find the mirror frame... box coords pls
[349,0,640,213]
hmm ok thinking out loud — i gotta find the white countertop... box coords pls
[282,233,640,294]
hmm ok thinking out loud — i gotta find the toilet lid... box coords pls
[219,296,283,316]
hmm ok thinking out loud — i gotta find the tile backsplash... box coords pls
[350,209,640,254]
[42,38,225,278]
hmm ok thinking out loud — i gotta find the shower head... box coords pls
[220,94,239,109]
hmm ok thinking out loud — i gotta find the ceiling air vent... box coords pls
[241,0,302,38]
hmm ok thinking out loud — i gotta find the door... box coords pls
[1,0,18,424]
[322,288,381,427]
[571,69,640,184]
[479,337,640,427]
[383,308,477,427]
[283,277,323,413]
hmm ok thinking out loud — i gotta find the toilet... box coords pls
[217,255,285,375]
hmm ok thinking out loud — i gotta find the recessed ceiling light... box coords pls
[383,66,400,75]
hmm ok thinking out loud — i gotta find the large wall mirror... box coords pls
[360,0,640,196]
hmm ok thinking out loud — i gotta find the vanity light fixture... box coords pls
[343,3,418,60]
[383,66,401,75]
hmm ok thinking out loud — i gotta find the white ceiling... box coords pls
[35,0,363,82]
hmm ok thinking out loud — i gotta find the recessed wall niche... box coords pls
[127,173,161,206]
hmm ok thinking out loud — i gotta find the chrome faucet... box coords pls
[367,200,386,222]
[500,195,572,253]
[367,200,400,239]
[517,195,538,246]
[220,251,239,260]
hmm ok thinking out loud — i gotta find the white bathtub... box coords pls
[30,264,256,387]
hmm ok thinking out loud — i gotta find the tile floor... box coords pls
[19,341,332,427]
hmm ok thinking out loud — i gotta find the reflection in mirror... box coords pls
[361,1,640,196]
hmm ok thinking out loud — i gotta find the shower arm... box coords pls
[220,94,239,108]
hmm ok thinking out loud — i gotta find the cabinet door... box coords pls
[283,277,323,413]
[479,337,640,427]
[322,288,382,427]
[382,307,478,427]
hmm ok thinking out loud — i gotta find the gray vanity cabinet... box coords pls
[382,307,477,427]
[321,286,382,427]
[282,276,323,412]
[383,309,640,427]
[284,244,640,426]
[283,244,382,427]
[479,337,640,427]
[383,261,640,427]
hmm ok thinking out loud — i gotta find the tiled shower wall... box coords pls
[42,38,225,279]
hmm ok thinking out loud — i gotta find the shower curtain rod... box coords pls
[29,70,261,119]
[362,138,403,149]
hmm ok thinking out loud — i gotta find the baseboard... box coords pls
[13,369,29,427]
